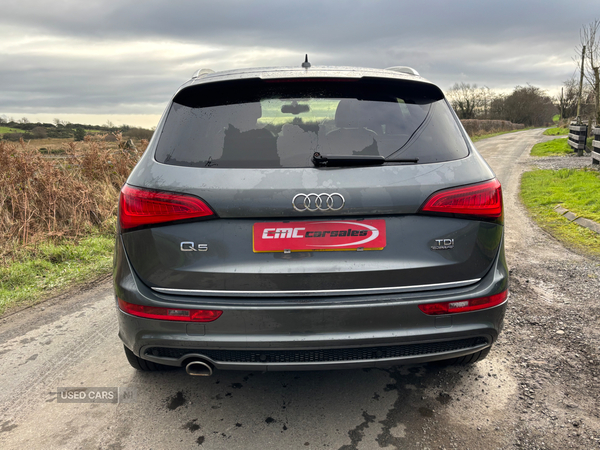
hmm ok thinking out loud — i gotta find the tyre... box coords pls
[433,346,492,366]
[123,345,175,371]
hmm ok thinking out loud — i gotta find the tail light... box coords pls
[118,298,222,322]
[418,290,507,315]
[419,179,503,222]
[119,185,215,231]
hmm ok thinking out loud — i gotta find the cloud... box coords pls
[0,0,596,125]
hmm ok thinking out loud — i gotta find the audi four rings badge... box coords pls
[292,193,345,212]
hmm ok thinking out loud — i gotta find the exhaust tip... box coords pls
[185,360,213,377]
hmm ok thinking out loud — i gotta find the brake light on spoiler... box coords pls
[419,179,503,222]
[119,185,215,231]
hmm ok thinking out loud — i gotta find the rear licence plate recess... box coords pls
[253,220,386,252]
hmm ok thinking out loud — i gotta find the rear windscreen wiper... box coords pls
[311,152,418,167]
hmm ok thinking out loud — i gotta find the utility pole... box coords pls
[595,66,600,126]
[560,87,564,121]
[576,45,586,124]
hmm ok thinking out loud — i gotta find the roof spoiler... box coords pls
[385,66,420,76]
[191,68,215,79]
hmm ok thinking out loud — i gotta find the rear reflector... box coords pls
[118,298,222,322]
[119,185,215,231]
[418,290,507,315]
[419,179,503,221]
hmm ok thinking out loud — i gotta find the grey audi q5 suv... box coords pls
[114,63,507,375]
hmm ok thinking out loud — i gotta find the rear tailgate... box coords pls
[121,160,501,297]
[121,214,501,296]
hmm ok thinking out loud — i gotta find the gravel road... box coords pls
[1,129,599,450]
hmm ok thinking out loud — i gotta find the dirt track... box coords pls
[0,129,599,449]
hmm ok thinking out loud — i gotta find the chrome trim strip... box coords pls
[151,278,481,298]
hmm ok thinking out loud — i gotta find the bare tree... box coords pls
[489,94,507,120]
[31,127,47,139]
[503,85,557,127]
[479,86,494,119]
[559,76,583,120]
[578,19,600,124]
[446,83,492,119]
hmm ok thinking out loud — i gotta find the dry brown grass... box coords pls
[0,134,147,258]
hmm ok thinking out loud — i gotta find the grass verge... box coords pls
[543,127,569,136]
[530,138,572,156]
[471,128,534,143]
[520,169,600,258]
[0,233,114,316]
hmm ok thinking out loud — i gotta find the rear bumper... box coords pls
[114,230,508,370]
[118,305,499,370]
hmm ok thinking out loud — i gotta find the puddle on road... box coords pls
[166,391,186,410]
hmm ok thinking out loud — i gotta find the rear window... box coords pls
[155,78,468,168]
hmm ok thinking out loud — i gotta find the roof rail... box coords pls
[191,68,215,79]
[385,66,420,76]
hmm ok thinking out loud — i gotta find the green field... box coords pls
[530,138,572,156]
[520,169,600,258]
[0,126,22,134]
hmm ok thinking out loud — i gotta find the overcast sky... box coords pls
[0,0,596,128]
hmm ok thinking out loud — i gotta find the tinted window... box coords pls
[155,78,468,168]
